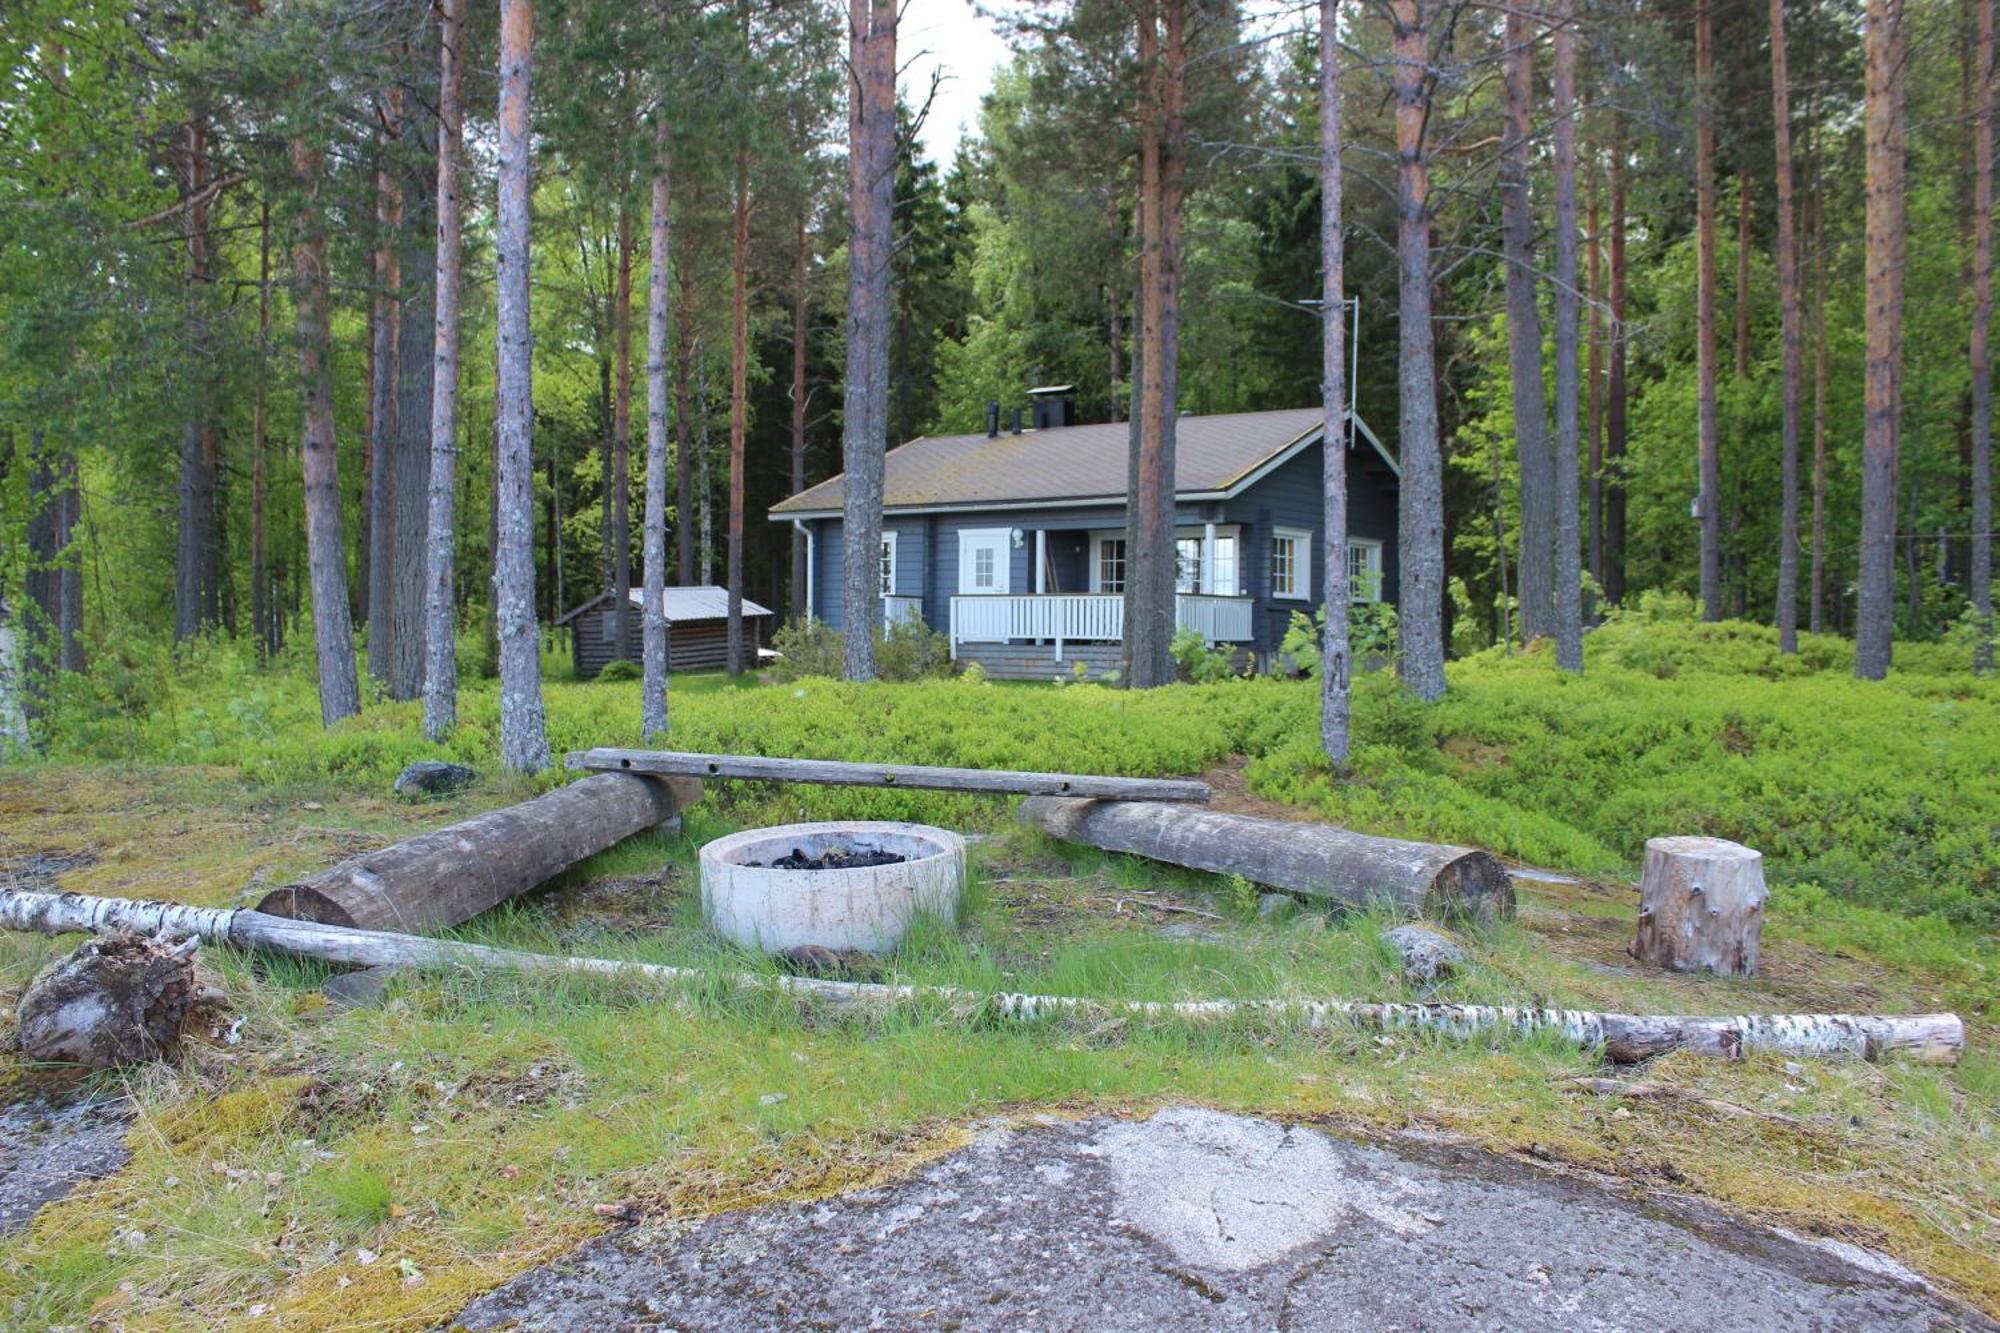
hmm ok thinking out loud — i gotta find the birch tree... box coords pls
[495,0,552,768]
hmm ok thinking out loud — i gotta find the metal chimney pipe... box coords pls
[1009,408,1022,435]
[986,401,1000,438]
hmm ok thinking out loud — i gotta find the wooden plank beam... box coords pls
[565,749,1212,803]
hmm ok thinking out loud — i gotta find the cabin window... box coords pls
[973,545,995,589]
[1271,527,1311,600]
[879,533,898,598]
[1097,538,1126,593]
[1175,539,1203,594]
[1348,538,1385,604]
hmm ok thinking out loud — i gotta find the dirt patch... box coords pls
[1200,757,1315,823]
[1442,735,1513,768]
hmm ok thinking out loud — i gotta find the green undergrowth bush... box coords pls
[20,606,2000,924]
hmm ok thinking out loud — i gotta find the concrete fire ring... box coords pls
[698,821,966,954]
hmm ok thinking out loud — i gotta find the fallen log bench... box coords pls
[566,749,1212,803]
[0,889,1962,1065]
[1018,797,1515,923]
[256,772,702,932]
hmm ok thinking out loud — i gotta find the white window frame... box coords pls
[1271,526,1312,601]
[1348,537,1385,604]
[1089,531,1128,594]
[879,532,898,598]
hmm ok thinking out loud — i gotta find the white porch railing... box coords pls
[1175,593,1254,645]
[882,595,924,628]
[948,593,1252,660]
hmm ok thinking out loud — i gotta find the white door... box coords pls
[957,528,1012,596]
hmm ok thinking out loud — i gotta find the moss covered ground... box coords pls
[1,611,1995,1326]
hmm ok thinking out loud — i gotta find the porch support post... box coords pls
[1202,521,1217,596]
[1034,529,1047,595]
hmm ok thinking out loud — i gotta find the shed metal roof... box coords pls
[556,585,774,626]
[768,407,1392,519]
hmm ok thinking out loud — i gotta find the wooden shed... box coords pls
[556,586,775,678]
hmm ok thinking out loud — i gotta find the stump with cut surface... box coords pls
[1631,835,1766,975]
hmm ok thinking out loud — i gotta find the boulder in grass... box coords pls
[393,760,477,798]
[1380,923,1467,986]
[14,934,207,1069]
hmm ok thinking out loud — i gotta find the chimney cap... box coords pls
[1025,384,1074,397]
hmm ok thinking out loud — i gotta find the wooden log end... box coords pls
[252,884,362,928]
[1423,849,1516,924]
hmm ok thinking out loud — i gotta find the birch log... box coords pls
[1019,797,1514,922]
[255,772,701,931]
[0,889,1961,1064]
[1631,835,1766,975]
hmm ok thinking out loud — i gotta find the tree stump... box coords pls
[14,934,203,1068]
[1631,836,1766,975]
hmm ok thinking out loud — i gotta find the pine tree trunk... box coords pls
[367,90,404,682]
[174,109,219,645]
[391,109,437,702]
[1391,0,1445,700]
[790,212,811,626]
[1319,0,1350,764]
[1735,172,1752,379]
[1974,0,1995,674]
[613,206,636,659]
[289,137,361,728]
[1771,0,1802,654]
[1811,178,1829,635]
[675,252,699,586]
[1856,0,1906,680]
[24,431,59,715]
[495,0,552,768]
[1125,2,1163,690]
[644,117,674,739]
[1502,0,1554,643]
[422,0,466,743]
[1587,160,1604,608]
[1695,1,1723,621]
[1550,0,1583,671]
[1606,118,1628,606]
[252,199,271,664]
[727,146,750,677]
[841,0,895,682]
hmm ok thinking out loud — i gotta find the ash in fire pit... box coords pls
[759,845,908,871]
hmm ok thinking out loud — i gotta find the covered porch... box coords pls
[946,591,1254,662]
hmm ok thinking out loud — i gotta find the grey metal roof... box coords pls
[557,585,774,626]
[770,407,1383,519]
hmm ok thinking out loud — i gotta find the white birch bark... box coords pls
[0,889,1962,1066]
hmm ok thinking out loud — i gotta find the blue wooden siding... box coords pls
[793,433,1398,656]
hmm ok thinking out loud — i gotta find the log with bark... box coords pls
[1018,797,1514,923]
[255,772,701,932]
[0,889,1962,1065]
[569,749,1211,802]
